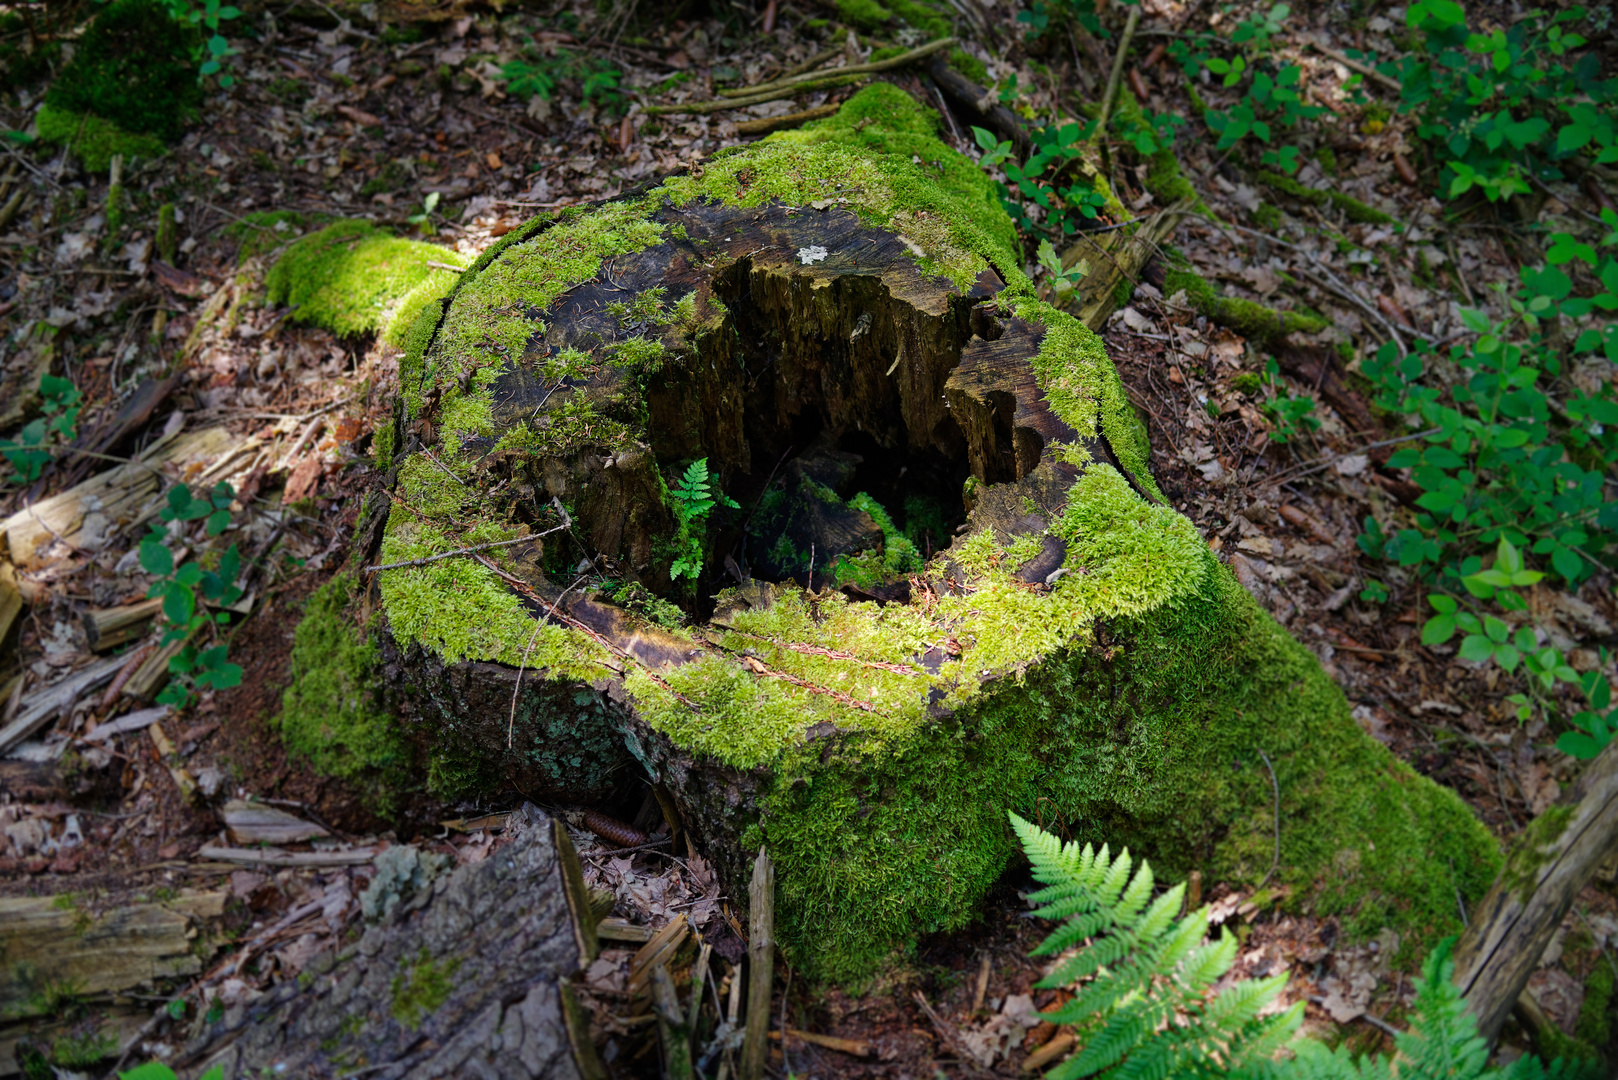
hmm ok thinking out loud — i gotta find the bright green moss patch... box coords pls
[45,0,200,143]
[1018,300,1159,498]
[1255,170,1397,226]
[35,105,165,173]
[265,220,469,338]
[279,573,409,816]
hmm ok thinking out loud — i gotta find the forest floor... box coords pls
[2,0,1617,1075]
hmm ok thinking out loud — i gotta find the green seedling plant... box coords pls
[668,458,737,581]
[1261,359,1319,442]
[1169,6,1322,175]
[1384,1,1618,203]
[1358,213,1618,756]
[977,120,1113,238]
[1037,238,1088,306]
[157,0,242,87]
[138,481,245,708]
[120,1064,224,1080]
[408,191,441,235]
[499,45,627,115]
[1,374,81,485]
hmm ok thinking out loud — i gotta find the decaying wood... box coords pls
[195,844,379,868]
[221,798,331,845]
[735,104,841,136]
[1,426,254,567]
[185,806,604,1080]
[929,56,1030,155]
[82,596,162,652]
[740,849,775,1080]
[1451,738,1618,1045]
[717,37,955,98]
[1069,201,1191,332]
[0,891,225,1013]
[0,652,124,755]
[0,560,20,648]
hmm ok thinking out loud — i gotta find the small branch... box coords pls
[366,502,572,573]
[740,849,775,1080]
[644,73,867,115]
[1303,39,1403,92]
[717,37,955,98]
[1094,7,1141,140]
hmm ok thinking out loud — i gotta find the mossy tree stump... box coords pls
[297,85,1500,981]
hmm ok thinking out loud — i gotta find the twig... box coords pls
[1256,748,1281,890]
[365,506,572,573]
[1258,427,1443,487]
[716,37,955,98]
[1303,39,1403,92]
[421,448,467,487]
[645,73,868,115]
[508,571,589,749]
[1094,7,1141,140]
[740,850,775,1080]
[424,260,464,273]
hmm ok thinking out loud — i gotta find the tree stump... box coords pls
[183,807,601,1080]
[303,84,1502,980]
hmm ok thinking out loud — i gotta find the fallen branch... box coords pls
[736,103,840,136]
[1094,7,1141,140]
[1303,39,1403,92]
[365,503,572,573]
[717,37,955,98]
[643,72,867,115]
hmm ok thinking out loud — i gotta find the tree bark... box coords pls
[1451,738,1618,1045]
[180,807,605,1080]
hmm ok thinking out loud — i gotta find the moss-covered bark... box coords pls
[285,84,1500,982]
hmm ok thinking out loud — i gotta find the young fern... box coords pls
[1236,940,1600,1080]
[1011,812,1303,1080]
[1012,813,1603,1080]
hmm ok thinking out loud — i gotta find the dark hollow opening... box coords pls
[642,258,983,618]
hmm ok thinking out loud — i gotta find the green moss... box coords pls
[949,49,989,85]
[0,12,61,92]
[374,84,1500,984]
[44,0,200,143]
[279,573,410,816]
[225,210,312,263]
[848,492,922,572]
[1231,372,1263,395]
[373,418,397,470]
[836,0,895,28]
[1255,170,1397,226]
[156,202,178,263]
[390,948,459,1028]
[1164,262,1328,347]
[1018,300,1159,499]
[35,105,165,173]
[1576,962,1614,1047]
[265,220,469,338]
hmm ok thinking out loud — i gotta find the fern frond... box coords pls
[1031,909,1120,956]
[1060,1002,1151,1078]
[1157,908,1214,982]
[1174,929,1238,992]
[1202,972,1290,1031]
[1394,938,1491,1079]
[1115,857,1155,920]
[1131,884,1185,944]
[1098,845,1135,905]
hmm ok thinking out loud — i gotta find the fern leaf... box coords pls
[1116,857,1156,920]
[1202,972,1289,1031]
[1098,846,1135,905]
[1130,884,1185,945]
[1156,908,1212,981]
[1061,1003,1151,1077]
[1174,930,1238,992]
[1031,909,1118,956]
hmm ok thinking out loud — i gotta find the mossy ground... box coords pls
[43,0,200,144]
[279,573,410,816]
[264,219,469,339]
[35,105,166,174]
[282,84,1503,982]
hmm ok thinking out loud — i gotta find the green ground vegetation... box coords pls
[279,573,410,816]
[263,219,469,339]
[36,0,200,169]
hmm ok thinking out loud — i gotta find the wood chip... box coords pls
[196,845,378,867]
[772,1029,871,1057]
[223,798,332,844]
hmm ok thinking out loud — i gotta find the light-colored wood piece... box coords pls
[0,653,125,755]
[82,596,162,651]
[0,891,224,1012]
[0,427,249,569]
[770,1028,872,1057]
[1452,737,1618,1044]
[740,848,775,1080]
[195,845,378,867]
[223,798,331,845]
